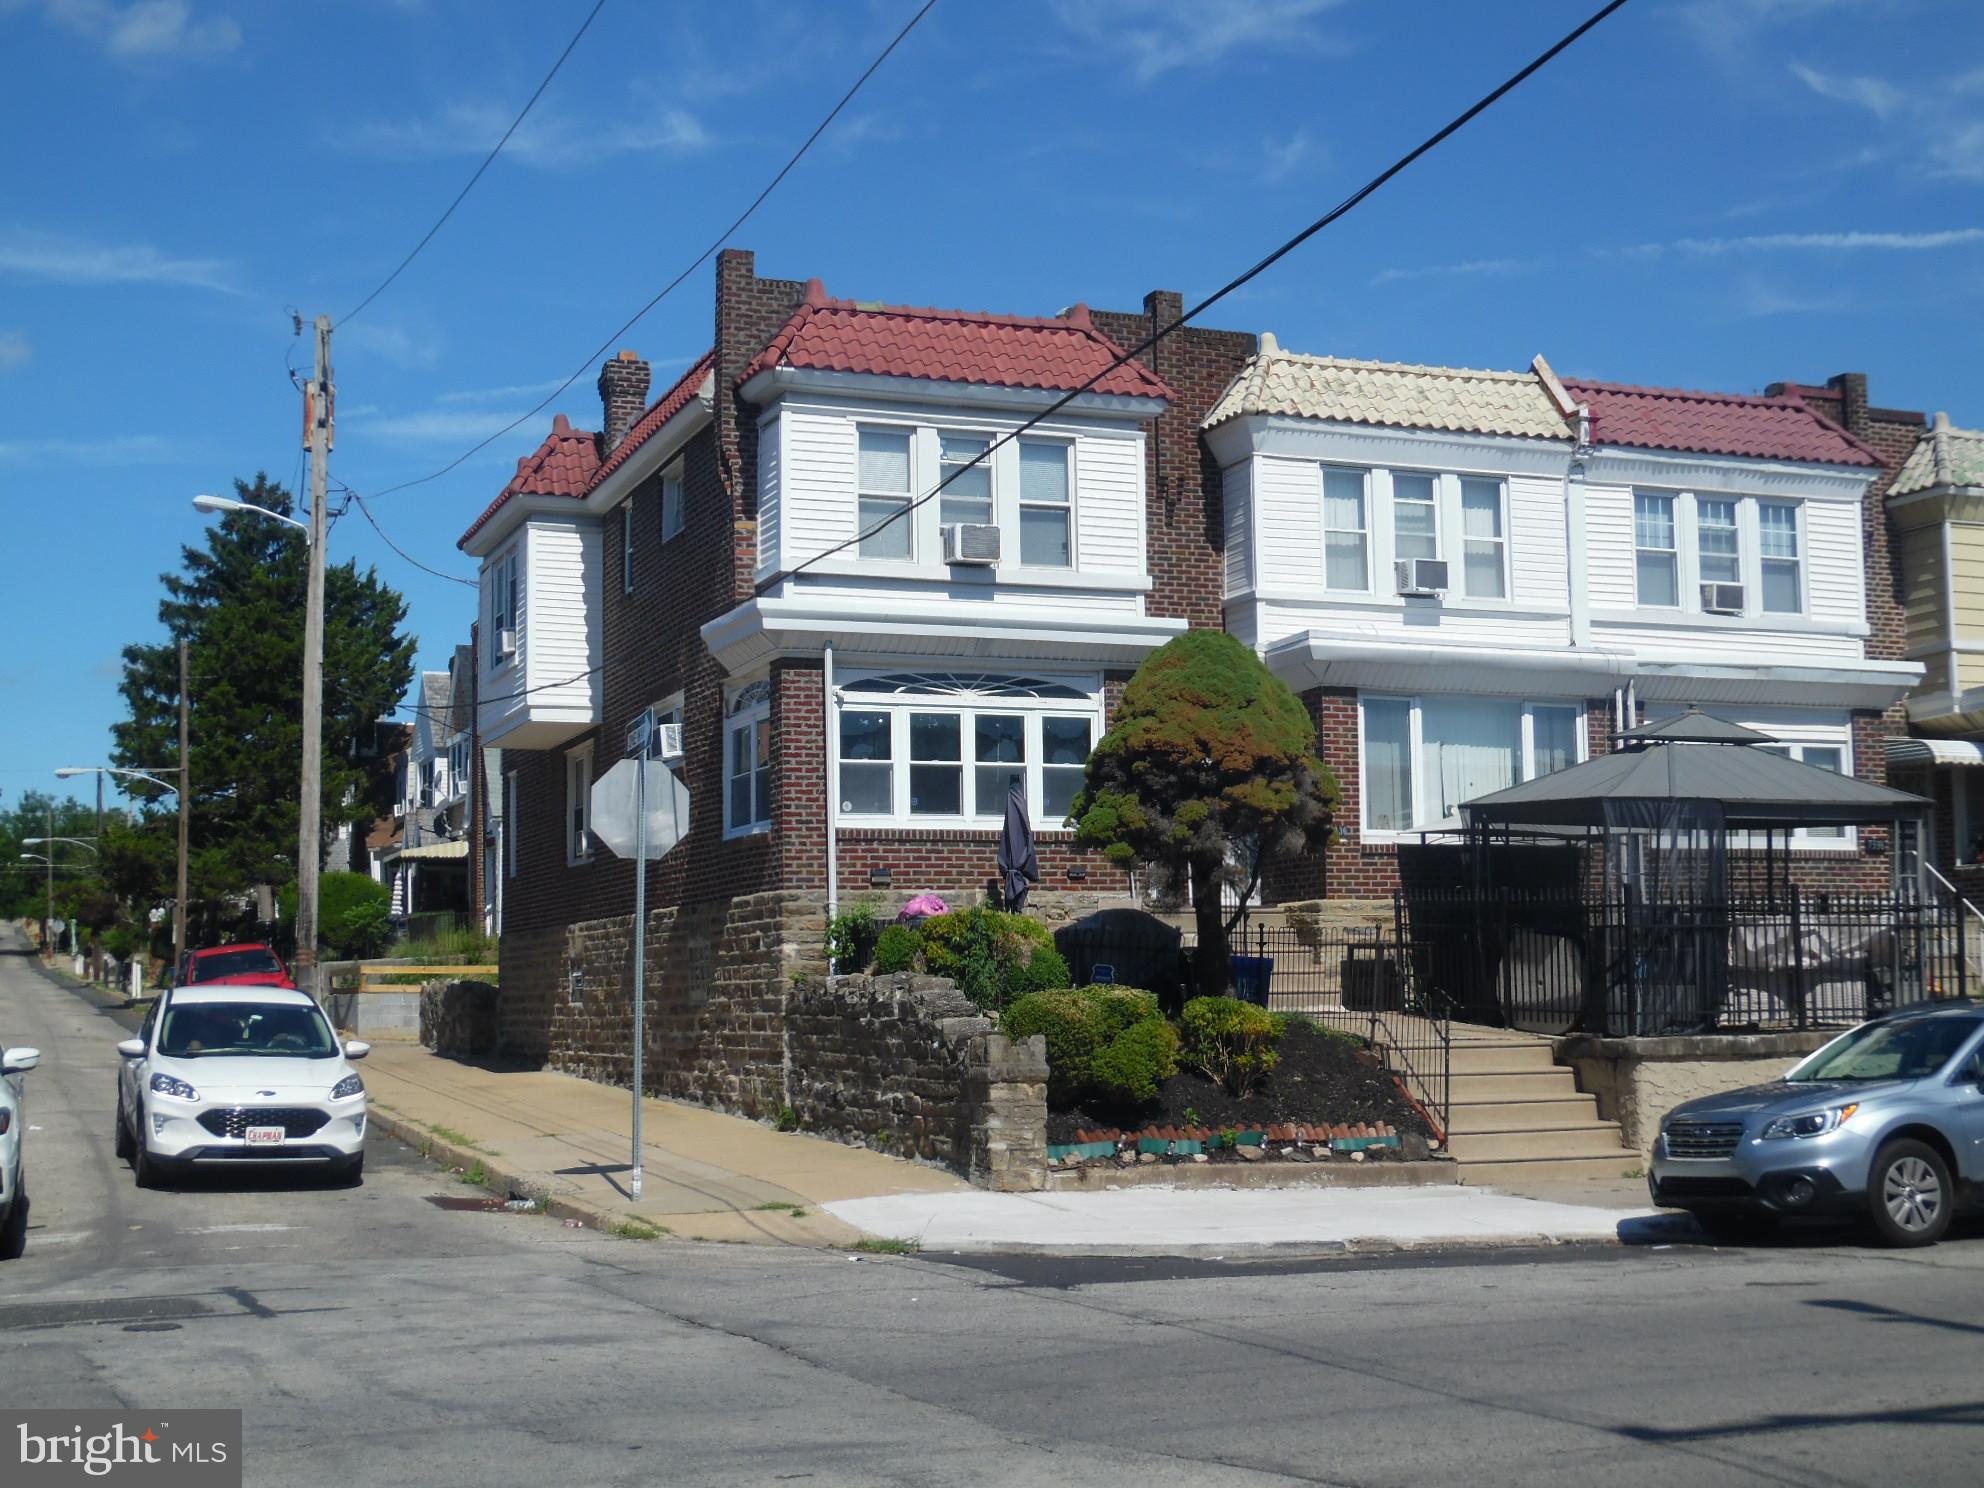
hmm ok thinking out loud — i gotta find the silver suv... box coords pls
[1650,1001,1984,1247]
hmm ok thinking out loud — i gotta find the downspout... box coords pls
[1565,401,1593,649]
[824,641,838,924]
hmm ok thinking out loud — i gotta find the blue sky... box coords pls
[3,0,1981,810]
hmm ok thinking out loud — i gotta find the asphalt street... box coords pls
[3,930,1982,1488]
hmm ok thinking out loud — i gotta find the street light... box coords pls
[59,763,186,970]
[23,836,98,857]
[192,482,327,996]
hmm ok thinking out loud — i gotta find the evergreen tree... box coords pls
[1071,631,1337,996]
[111,474,416,940]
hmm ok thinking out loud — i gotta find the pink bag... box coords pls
[897,894,949,923]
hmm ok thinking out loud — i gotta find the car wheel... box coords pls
[132,1119,172,1191]
[113,1092,134,1162]
[1867,1138,1953,1248]
[0,1187,25,1260]
[1692,1211,1778,1244]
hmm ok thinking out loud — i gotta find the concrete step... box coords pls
[1445,1097,1603,1134]
[1447,1126,1636,1164]
[1451,1044,1560,1075]
[1449,1071,1584,1102]
[1458,1156,1645,1185]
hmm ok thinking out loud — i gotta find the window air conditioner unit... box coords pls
[497,627,516,656]
[943,523,1001,566]
[1700,581,1746,615]
[653,722,684,763]
[1394,558,1449,596]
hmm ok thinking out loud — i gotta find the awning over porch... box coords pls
[1887,737,1984,769]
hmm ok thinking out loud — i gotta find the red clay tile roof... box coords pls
[745,279,1173,401]
[457,413,601,548]
[1564,379,1879,467]
[594,349,715,485]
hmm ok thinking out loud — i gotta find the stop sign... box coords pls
[589,758,690,860]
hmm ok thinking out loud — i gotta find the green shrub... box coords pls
[1180,995,1283,1095]
[1090,1016,1181,1105]
[1083,986,1162,1039]
[825,903,881,974]
[1003,987,1111,1103]
[282,871,397,960]
[101,924,143,961]
[871,923,921,975]
[405,923,496,967]
[918,907,1068,1012]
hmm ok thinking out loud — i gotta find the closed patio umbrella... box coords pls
[997,778,1039,913]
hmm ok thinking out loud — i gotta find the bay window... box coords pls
[1323,467,1369,591]
[725,682,772,835]
[1459,477,1507,599]
[1018,439,1072,567]
[833,671,1101,827]
[1360,694,1587,835]
[1759,501,1802,613]
[857,428,913,560]
[1635,493,1678,607]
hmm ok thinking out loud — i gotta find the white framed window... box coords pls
[724,681,772,836]
[1753,741,1848,843]
[833,671,1102,828]
[1393,472,1439,563]
[1323,467,1369,591]
[565,744,593,865]
[488,548,519,668]
[1697,497,1740,587]
[621,501,635,593]
[1759,501,1802,614]
[505,771,519,878]
[1017,439,1073,567]
[939,432,993,528]
[1634,493,1679,607]
[1459,477,1507,600]
[1359,693,1588,837]
[661,463,685,542]
[857,428,913,560]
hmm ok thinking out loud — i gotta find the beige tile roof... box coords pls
[1892,412,1984,495]
[1204,335,1574,442]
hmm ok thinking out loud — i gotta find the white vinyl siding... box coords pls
[783,407,859,568]
[1254,456,1325,593]
[755,414,780,572]
[523,519,601,715]
[1067,431,1140,575]
[1222,459,1254,597]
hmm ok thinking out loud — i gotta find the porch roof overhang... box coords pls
[395,839,469,861]
[1261,630,1922,710]
[1887,736,1984,769]
[701,596,1187,676]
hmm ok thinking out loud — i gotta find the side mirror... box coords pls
[116,1038,145,1060]
[343,1040,371,1061]
[1,1048,39,1074]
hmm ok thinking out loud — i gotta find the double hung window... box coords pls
[1635,494,1679,607]
[1697,498,1740,585]
[488,549,519,666]
[857,429,913,560]
[725,683,773,835]
[621,502,635,592]
[565,746,593,864]
[1393,473,1438,563]
[1459,477,1507,599]
[661,466,685,542]
[1323,468,1369,591]
[939,434,993,528]
[1759,502,1802,613]
[1017,440,1072,567]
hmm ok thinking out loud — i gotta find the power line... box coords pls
[361,0,939,504]
[371,660,609,724]
[338,0,610,328]
[349,490,479,588]
[765,0,1630,588]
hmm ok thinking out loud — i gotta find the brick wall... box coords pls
[1091,295,1255,629]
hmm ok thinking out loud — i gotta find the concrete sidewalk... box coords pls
[364,1043,1670,1255]
[360,1043,967,1247]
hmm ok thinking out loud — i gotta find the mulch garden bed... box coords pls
[1047,1020,1435,1162]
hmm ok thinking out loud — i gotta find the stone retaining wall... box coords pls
[1556,1030,1837,1161]
[421,980,499,1058]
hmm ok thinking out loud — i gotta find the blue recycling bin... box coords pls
[1230,955,1274,1007]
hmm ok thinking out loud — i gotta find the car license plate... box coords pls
[244,1126,286,1147]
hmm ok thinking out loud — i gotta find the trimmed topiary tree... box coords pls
[1179,995,1283,1096]
[1089,1016,1181,1105]
[1003,988,1112,1104]
[1070,630,1336,996]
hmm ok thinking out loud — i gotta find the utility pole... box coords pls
[176,637,191,972]
[296,314,332,998]
[43,806,53,963]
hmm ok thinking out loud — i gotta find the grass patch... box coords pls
[850,1237,919,1256]
[459,1160,489,1188]
[429,1125,489,1153]
[752,1201,809,1219]
[612,1219,667,1240]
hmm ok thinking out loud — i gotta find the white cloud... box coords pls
[1261,129,1315,184]
[340,321,442,370]
[1625,228,1984,257]
[1371,257,1542,286]
[343,102,710,168]
[1052,0,1348,84]
[0,228,240,293]
[1790,62,1903,120]
[353,409,534,444]
[0,332,27,371]
[34,0,241,63]
[1671,0,1854,63]
[0,433,190,465]
[435,379,568,406]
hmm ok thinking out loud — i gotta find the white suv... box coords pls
[1,1042,40,1258]
[116,985,369,1185]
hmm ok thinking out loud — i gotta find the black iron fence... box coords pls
[1400,887,1968,1038]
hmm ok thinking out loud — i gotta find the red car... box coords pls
[176,943,296,990]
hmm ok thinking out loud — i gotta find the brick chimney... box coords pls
[1827,371,1871,440]
[597,349,651,454]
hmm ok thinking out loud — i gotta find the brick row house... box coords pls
[460,248,1927,1109]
